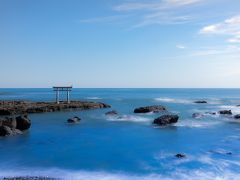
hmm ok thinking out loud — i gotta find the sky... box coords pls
[0,0,240,88]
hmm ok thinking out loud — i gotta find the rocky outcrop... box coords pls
[67,116,81,123]
[0,115,31,137]
[0,101,111,116]
[219,110,232,115]
[153,115,179,126]
[105,110,118,116]
[134,105,166,113]
[175,153,186,158]
[194,100,207,104]
[234,114,240,119]
[16,115,31,131]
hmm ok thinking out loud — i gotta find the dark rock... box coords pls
[226,152,232,155]
[234,114,240,119]
[0,126,12,136]
[134,105,166,113]
[194,100,207,104]
[219,110,232,115]
[67,116,81,123]
[237,105,240,107]
[192,113,203,119]
[16,115,31,131]
[2,117,17,129]
[175,153,186,158]
[105,110,118,116]
[153,115,179,126]
[0,109,12,115]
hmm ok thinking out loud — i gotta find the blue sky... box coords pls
[1,0,240,88]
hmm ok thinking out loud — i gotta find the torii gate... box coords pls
[53,86,72,104]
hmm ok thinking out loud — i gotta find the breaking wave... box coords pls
[106,114,151,123]
[85,97,102,100]
[154,98,192,104]
[174,119,220,128]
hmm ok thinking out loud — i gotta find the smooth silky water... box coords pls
[0,89,240,179]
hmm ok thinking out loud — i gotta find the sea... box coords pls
[0,88,240,180]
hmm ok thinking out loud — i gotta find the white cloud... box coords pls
[114,0,203,11]
[79,15,130,23]
[113,0,204,27]
[190,45,240,57]
[200,15,240,43]
[176,44,186,49]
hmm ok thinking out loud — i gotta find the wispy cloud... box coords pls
[200,15,240,43]
[113,0,204,27]
[114,0,203,11]
[79,15,130,23]
[190,45,240,57]
[176,44,186,49]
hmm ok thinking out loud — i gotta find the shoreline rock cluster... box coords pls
[192,109,240,120]
[0,101,111,116]
[105,105,179,126]
[134,105,179,126]
[0,100,111,136]
[0,115,31,137]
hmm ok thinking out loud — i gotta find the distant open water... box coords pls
[0,88,240,180]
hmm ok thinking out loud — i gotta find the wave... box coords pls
[174,119,220,128]
[106,115,151,123]
[155,98,222,105]
[154,98,192,104]
[85,97,102,100]
[1,168,239,180]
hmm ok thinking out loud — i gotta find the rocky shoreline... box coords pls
[0,100,111,137]
[0,101,111,116]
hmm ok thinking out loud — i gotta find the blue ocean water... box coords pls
[0,88,240,179]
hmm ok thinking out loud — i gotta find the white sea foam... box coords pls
[154,98,192,104]
[85,97,102,100]
[1,168,239,180]
[106,115,150,123]
[174,119,220,128]
[155,98,222,105]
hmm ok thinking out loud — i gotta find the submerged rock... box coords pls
[194,100,207,104]
[205,112,217,115]
[134,105,166,113]
[234,114,240,119]
[67,116,81,123]
[192,113,203,119]
[219,110,232,115]
[105,110,118,116]
[153,115,179,126]
[175,153,186,158]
